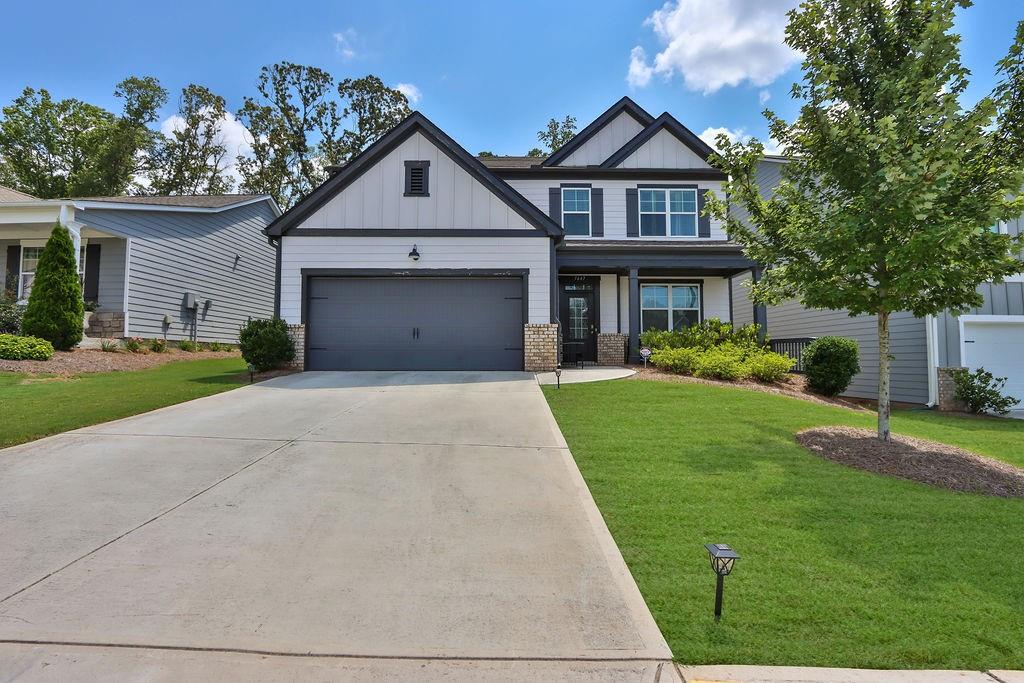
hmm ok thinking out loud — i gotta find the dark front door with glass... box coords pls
[559,279,597,365]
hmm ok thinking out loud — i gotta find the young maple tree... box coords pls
[707,0,1024,441]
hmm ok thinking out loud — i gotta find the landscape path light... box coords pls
[705,543,740,623]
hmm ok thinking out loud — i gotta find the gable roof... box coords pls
[541,96,655,168]
[265,112,562,238]
[600,112,716,169]
[0,185,36,202]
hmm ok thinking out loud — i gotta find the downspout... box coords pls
[925,313,938,408]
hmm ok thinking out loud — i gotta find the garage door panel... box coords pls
[962,320,1024,409]
[306,277,524,371]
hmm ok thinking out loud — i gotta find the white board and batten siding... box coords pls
[506,178,728,241]
[279,236,552,325]
[297,131,532,232]
[79,203,277,343]
[616,129,715,170]
[556,112,645,167]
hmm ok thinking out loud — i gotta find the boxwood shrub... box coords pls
[0,333,55,360]
[803,336,860,396]
[239,318,295,372]
[0,302,24,335]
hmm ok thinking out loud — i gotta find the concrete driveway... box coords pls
[0,372,672,680]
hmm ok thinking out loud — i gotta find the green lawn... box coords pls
[0,357,248,449]
[543,379,1024,670]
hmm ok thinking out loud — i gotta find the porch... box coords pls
[554,241,762,364]
[1,201,128,337]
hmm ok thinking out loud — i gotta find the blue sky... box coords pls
[1,0,1021,160]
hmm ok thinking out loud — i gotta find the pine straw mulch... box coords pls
[797,426,1024,498]
[0,348,241,376]
[629,365,868,411]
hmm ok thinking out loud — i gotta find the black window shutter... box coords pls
[83,243,101,302]
[626,188,639,237]
[591,188,603,237]
[548,187,561,226]
[698,189,711,238]
[5,244,19,295]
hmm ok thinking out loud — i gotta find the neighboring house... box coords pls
[265,97,759,371]
[730,160,1024,410]
[0,190,280,343]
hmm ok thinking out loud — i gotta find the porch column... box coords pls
[628,267,640,363]
[750,266,768,340]
[65,222,82,274]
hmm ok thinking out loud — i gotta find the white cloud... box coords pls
[700,125,784,155]
[159,110,254,185]
[394,82,422,105]
[627,46,655,88]
[759,89,772,105]
[333,29,357,60]
[632,0,801,94]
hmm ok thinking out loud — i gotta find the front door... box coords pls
[559,278,597,366]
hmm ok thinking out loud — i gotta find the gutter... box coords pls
[925,314,939,407]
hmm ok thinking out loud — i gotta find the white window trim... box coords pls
[640,282,702,331]
[638,187,700,240]
[17,241,87,302]
[561,187,592,237]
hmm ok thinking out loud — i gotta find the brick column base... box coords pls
[937,367,967,412]
[597,333,627,366]
[524,323,558,372]
[287,324,305,370]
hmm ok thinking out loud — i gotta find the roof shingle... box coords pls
[0,185,36,202]
[71,194,262,209]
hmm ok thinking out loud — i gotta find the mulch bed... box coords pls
[0,348,242,376]
[629,365,867,411]
[797,426,1024,498]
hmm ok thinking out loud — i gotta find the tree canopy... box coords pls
[707,0,1024,440]
[537,115,577,153]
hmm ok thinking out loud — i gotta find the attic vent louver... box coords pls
[404,160,430,197]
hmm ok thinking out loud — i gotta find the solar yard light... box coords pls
[705,543,740,623]
[247,362,256,384]
[554,363,562,389]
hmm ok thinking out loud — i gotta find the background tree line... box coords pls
[0,63,412,209]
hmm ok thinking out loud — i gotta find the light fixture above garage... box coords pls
[408,245,420,261]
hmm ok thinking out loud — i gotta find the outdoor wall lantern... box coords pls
[705,543,740,623]
[555,363,562,389]
[408,245,420,261]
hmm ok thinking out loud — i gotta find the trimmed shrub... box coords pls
[950,367,1019,415]
[178,340,198,352]
[693,345,749,381]
[651,347,701,374]
[640,318,765,351]
[239,318,295,372]
[0,333,54,360]
[149,338,168,353]
[747,351,796,383]
[803,336,860,397]
[21,224,84,350]
[0,302,24,335]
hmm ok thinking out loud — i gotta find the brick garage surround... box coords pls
[936,367,968,412]
[524,323,558,372]
[597,333,627,366]
[287,324,305,370]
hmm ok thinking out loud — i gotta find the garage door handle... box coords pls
[964,340,975,343]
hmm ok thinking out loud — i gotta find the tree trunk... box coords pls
[877,310,891,442]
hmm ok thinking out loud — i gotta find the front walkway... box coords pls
[0,371,670,679]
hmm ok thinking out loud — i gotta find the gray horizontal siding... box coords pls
[766,300,929,404]
[79,202,276,343]
[730,271,754,326]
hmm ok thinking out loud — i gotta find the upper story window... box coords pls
[639,188,697,237]
[562,187,591,236]
[404,160,430,197]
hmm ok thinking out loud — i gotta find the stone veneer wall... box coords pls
[287,324,305,370]
[85,311,125,338]
[936,367,967,412]
[524,323,558,372]
[597,333,627,366]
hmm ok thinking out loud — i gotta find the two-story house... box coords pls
[264,97,760,371]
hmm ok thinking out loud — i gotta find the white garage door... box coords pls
[961,317,1024,409]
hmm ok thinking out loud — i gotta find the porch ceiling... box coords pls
[0,224,122,240]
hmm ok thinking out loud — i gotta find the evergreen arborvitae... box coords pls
[21,223,84,350]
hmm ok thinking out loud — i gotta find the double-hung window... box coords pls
[640,283,700,331]
[562,187,591,236]
[639,188,698,237]
[19,244,86,300]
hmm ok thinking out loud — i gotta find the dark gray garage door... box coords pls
[305,277,524,371]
